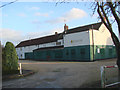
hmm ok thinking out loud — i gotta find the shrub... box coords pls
[2,42,19,75]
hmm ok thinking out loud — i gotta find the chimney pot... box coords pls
[55,32,58,35]
[64,24,68,31]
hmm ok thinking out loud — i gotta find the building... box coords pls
[16,22,117,61]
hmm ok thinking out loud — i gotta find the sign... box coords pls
[70,39,82,43]
[97,48,100,53]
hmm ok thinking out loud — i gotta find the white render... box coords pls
[64,31,90,47]
[89,24,114,45]
[16,45,38,59]
[16,40,63,59]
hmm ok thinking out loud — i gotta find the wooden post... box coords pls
[19,63,22,75]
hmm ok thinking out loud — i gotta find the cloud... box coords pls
[18,13,26,17]
[26,27,63,39]
[46,8,87,24]
[0,28,24,45]
[34,12,49,17]
[30,7,40,10]
[0,27,63,46]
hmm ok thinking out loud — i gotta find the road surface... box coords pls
[2,59,118,88]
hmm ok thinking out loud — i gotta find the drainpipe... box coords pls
[91,25,94,61]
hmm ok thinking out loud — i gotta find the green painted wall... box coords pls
[25,45,91,61]
[90,45,117,60]
[25,52,34,59]
[33,49,64,61]
[25,45,116,61]
[63,45,90,61]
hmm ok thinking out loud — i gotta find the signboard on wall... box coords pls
[97,48,100,53]
[70,39,83,44]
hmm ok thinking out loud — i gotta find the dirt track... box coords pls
[2,59,118,88]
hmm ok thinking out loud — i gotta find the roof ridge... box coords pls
[20,33,62,43]
[68,22,102,31]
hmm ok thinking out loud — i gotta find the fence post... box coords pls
[101,66,105,88]
[19,63,22,75]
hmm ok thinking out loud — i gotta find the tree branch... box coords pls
[97,2,119,47]
[108,2,120,34]
[0,0,18,8]
[100,4,112,29]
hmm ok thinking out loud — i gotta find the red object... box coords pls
[105,66,115,68]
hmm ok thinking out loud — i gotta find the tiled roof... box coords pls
[16,22,102,48]
[33,45,64,51]
[16,33,63,48]
[65,22,102,34]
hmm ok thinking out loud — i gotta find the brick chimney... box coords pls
[64,24,68,31]
[55,32,58,35]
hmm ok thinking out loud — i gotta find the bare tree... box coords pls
[0,0,18,8]
[95,1,120,86]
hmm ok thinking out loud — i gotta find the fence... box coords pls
[101,65,120,88]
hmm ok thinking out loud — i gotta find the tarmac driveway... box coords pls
[2,59,118,88]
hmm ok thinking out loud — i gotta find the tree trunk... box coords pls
[117,44,120,68]
[117,43,120,87]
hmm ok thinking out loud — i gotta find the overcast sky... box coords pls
[0,0,119,46]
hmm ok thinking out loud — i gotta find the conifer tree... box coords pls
[2,42,18,74]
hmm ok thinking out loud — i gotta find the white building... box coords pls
[16,22,116,61]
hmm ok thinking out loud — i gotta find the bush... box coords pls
[2,42,19,75]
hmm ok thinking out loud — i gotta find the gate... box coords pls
[101,65,120,88]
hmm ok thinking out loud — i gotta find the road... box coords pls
[2,59,118,88]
